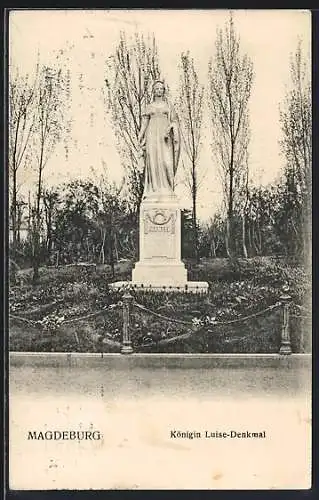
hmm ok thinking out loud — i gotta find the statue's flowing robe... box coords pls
[142,101,179,197]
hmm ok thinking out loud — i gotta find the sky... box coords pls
[9,9,311,221]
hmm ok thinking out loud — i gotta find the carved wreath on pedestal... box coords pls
[144,209,176,234]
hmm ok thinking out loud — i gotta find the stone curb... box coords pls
[9,352,312,369]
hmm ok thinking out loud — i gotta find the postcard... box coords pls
[8,9,312,490]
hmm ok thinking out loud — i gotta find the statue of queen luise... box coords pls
[138,80,181,199]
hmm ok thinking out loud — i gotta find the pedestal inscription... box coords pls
[143,209,176,260]
[144,209,176,234]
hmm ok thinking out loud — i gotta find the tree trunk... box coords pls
[46,212,52,263]
[251,224,257,256]
[247,223,253,256]
[242,214,248,258]
[17,205,22,245]
[192,179,199,263]
[11,170,17,283]
[32,203,41,281]
[114,231,119,263]
[33,161,43,284]
[100,230,106,265]
[257,217,262,255]
[303,186,311,268]
[32,231,40,284]
[27,192,32,244]
[210,240,216,258]
[227,144,235,258]
[252,223,262,256]
[109,215,115,278]
[225,218,231,258]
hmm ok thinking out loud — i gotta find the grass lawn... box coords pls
[9,257,311,354]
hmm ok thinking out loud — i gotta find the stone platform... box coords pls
[109,280,209,294]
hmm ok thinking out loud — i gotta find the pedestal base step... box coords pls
[132,261,187,284]
[109,281,209,294]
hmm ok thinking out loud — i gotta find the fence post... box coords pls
[279,291,292,355]
[121,292,134,354]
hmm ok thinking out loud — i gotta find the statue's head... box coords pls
[152,80,165,99]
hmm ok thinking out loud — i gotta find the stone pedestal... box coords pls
[110,193,209,294]
[132,195,187,286]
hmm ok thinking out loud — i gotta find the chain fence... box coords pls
[9,291,311,355]
[10,303,123,351]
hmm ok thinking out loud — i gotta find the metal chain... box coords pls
[9,315,37,326]
[10,303,120,327]
[293,303,311,315]
[133,301,281,327]
[133,302,196,326]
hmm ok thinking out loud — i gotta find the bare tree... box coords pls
[208,13,253,257]
[177,52,204,262]
[104,31,161,213]
[31,64,70,282]
[280,40,311,263]
[9,65,38,280]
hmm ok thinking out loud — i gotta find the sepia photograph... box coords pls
[7,8,312,490]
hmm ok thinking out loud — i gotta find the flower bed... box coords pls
[9,258,311,353]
